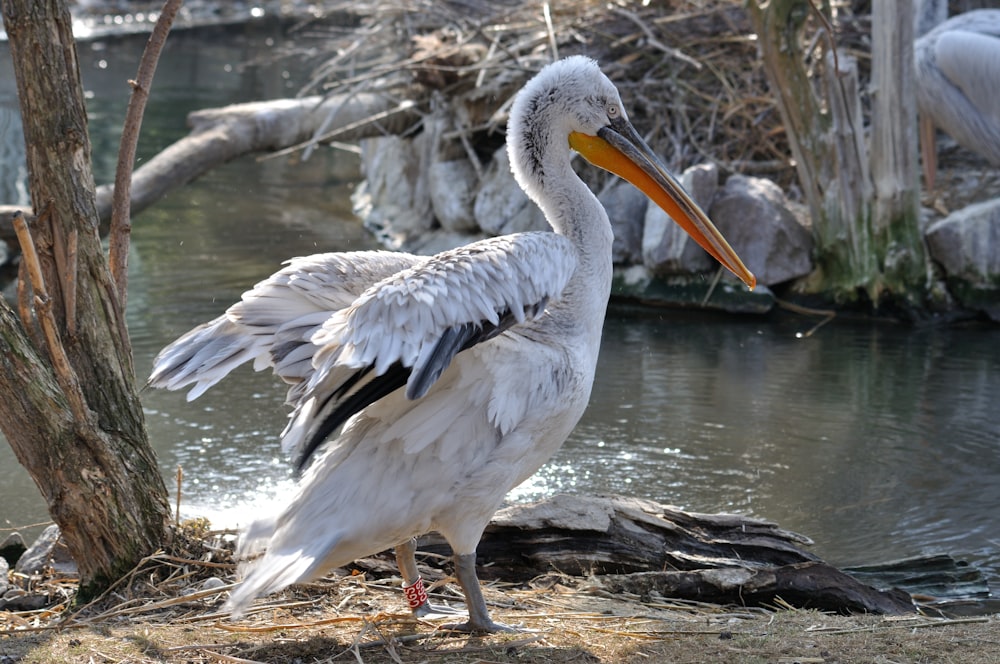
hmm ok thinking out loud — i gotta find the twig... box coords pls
[175,464,183,529]
[775,298,836,338]
[542,2,558,61]
[700,266,725,306]
[610,6,702,70]
[805,615,989,635]
[108,0,183,309]
[12,210,92,429]
[197,650,267,664]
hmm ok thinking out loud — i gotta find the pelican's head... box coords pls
[507,56,755,290]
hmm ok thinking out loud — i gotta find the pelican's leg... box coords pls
[394,539,464,619]
[920,115,939,190]
[444,552,515,633]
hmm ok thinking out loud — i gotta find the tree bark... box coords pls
[870,0,927,307]
[0,0,170,599]
[749,0,930,313]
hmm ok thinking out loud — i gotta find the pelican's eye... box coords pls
[606,103,620,120]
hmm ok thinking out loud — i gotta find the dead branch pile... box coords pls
[277,0,813,189]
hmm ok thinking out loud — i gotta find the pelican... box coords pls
[914,6,1000,188]
[148,56,755,632]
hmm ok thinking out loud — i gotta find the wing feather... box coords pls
[147,250,422,401]
[283,231,577,466]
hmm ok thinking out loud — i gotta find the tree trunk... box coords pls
[870,0,928,308]
[749,0,929,313]
[0,0,170,599]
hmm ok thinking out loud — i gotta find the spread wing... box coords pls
[281,231,577,471]
[147,250,423,401]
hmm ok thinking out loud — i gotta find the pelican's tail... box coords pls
[226,517,343,619]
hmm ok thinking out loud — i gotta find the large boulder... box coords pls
[14,524,76,577]
[473,146,548,236]
[640,163,719,276]
[353,134,434,249]
[429,158,479,233]
[709,174,814,286]
[925,198,1000,319]
[599,179,647,265]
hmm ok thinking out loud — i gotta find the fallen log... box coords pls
[368,494,917,615]
[0,89,420,247]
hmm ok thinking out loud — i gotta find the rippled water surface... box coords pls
[1,22,998,595]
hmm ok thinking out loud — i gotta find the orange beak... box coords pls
[569,121,755,290]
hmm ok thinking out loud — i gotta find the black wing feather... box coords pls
[295,298,548,473]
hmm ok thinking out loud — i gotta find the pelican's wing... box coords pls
[917,11,1000,166]
[282,231,577,470]
[935,29,1000,135]
[147,250,423,401]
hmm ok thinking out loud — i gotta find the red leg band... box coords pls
[403,576,429,610]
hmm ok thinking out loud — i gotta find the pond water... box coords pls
[1,19,999,600]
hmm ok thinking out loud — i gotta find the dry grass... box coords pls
[2,522,998,663]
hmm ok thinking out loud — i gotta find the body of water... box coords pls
[1,19,998,599]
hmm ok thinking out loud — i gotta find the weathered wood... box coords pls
[749,1,931,313]
[820,49,876,291]
[470,494,816,577]
[746,1,829,231]
[387,494,916,615]
[870,0,927,306]
[599,562,915,615]
[845,554,990,600]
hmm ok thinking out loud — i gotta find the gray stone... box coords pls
[925,198,1000,318]
[682,162,721,211]
[0,531,26,567]
[429,159,479,233]
[0,588,50,612]
[709,174,814,286]
[0,556,8,596]
[640,163,720,275]
[200,576,227,593]
[599,180,647,264]
[352,134,434,249]
[473,146,548,236]
[15,524,77,576]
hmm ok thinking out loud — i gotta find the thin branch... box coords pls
[12,210,92,428]
[108,0,184,309]
[542,1,558,61]
[610,6,702,70]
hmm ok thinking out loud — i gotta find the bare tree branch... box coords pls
[109,0,184,310]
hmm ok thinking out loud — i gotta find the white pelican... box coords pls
[914,7,1000,188]
[148,56,755,632]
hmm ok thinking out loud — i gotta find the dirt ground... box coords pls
[2,564,998,664]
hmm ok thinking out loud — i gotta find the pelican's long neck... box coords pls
[509,119,614,327]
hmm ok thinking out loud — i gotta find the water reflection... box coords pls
[0,22,998,597]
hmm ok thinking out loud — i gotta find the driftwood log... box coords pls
[354,494,916,616]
